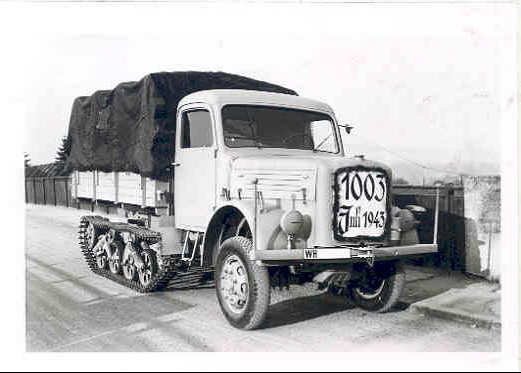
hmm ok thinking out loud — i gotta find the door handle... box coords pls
[171,162,181,167]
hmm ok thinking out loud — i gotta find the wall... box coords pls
[463,176,501,281]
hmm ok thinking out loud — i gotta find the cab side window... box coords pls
[181,110,213,148]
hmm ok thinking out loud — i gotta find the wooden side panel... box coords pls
[76,171,95,199]
[73,170,167,208]
[96,172,117,201]
[118,172,142,205]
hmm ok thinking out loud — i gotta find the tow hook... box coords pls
[355,246,375,267]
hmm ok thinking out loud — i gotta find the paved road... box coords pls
[26,205,500,352]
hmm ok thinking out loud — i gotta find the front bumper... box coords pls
[253,243,438,263]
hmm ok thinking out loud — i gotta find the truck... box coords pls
[76,80,439,330]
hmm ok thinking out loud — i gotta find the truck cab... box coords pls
[167,90,438,329]
[173,90,435,258]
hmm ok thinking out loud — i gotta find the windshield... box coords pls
[221,105,339,154]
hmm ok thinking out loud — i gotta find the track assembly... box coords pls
[78,215,213,292]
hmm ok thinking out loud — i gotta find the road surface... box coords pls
[26,204,500,352]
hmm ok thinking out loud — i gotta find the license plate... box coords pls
[303,248,351,260]
[333,167,389,240]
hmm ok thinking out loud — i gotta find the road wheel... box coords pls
[122,245,138,281]
[138,249,158,287]
[96,252,108,270]
[349,261,406,313]
[108,240,123,275]
[215,236,270,330]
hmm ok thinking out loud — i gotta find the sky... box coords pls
[17,2,517,182]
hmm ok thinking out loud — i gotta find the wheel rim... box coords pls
[138,252,154,286]
[108,242,122,274]
[96,253,107,270]
[219,254,249,314]
[109,255,120,274]
[86,223,96,249]
[122,249,136,281]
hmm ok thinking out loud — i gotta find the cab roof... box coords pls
[178,89,335,115]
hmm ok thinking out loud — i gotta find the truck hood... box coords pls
[230,151,391,176]
[228,150,392,201]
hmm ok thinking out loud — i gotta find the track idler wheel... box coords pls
[138,249,158,287]
[85,222,100,250]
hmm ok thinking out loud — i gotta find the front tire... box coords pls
[349,261,406,313]
[215,237,270,330]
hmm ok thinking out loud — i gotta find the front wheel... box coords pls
[215,237,270,330]
[349,261,406,313]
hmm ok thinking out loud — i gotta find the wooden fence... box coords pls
[393,184,465,271]
[25,177,72,207]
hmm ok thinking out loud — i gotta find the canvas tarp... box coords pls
[66,71,297,180]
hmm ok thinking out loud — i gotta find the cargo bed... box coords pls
[72,170,169,209]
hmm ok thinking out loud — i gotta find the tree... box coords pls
[54,135,73,176]
[55,135,72,165]
[24,152,31,168]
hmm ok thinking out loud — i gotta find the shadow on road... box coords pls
[399,267,481,308]
[83,293,194,328]
[262,292,355,329]
[164,283,215,292]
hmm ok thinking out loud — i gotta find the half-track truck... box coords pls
[79,89,439,330]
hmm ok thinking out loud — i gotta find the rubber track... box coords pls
[79,215,213,293]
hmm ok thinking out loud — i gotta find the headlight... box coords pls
[398,209,416,232]
[280,209,304,235]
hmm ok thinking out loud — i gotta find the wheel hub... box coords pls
[122,249,137,280]
[96,252,107,269]
[109,254,120,274]
[220,254,249,314]
[138,252,154,286]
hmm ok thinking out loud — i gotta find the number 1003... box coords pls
[340,171,386,202]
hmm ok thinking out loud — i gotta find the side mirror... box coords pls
[339,124,354,134]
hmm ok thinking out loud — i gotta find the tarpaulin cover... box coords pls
[66,71,297,180]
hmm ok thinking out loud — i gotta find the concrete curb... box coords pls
[409,283,501,330]
[411,302,501,330]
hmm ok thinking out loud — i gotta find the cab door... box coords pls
[174,105,217,230]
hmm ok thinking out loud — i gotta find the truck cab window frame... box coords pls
[221,104,340,154]
[180,109,214,149]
